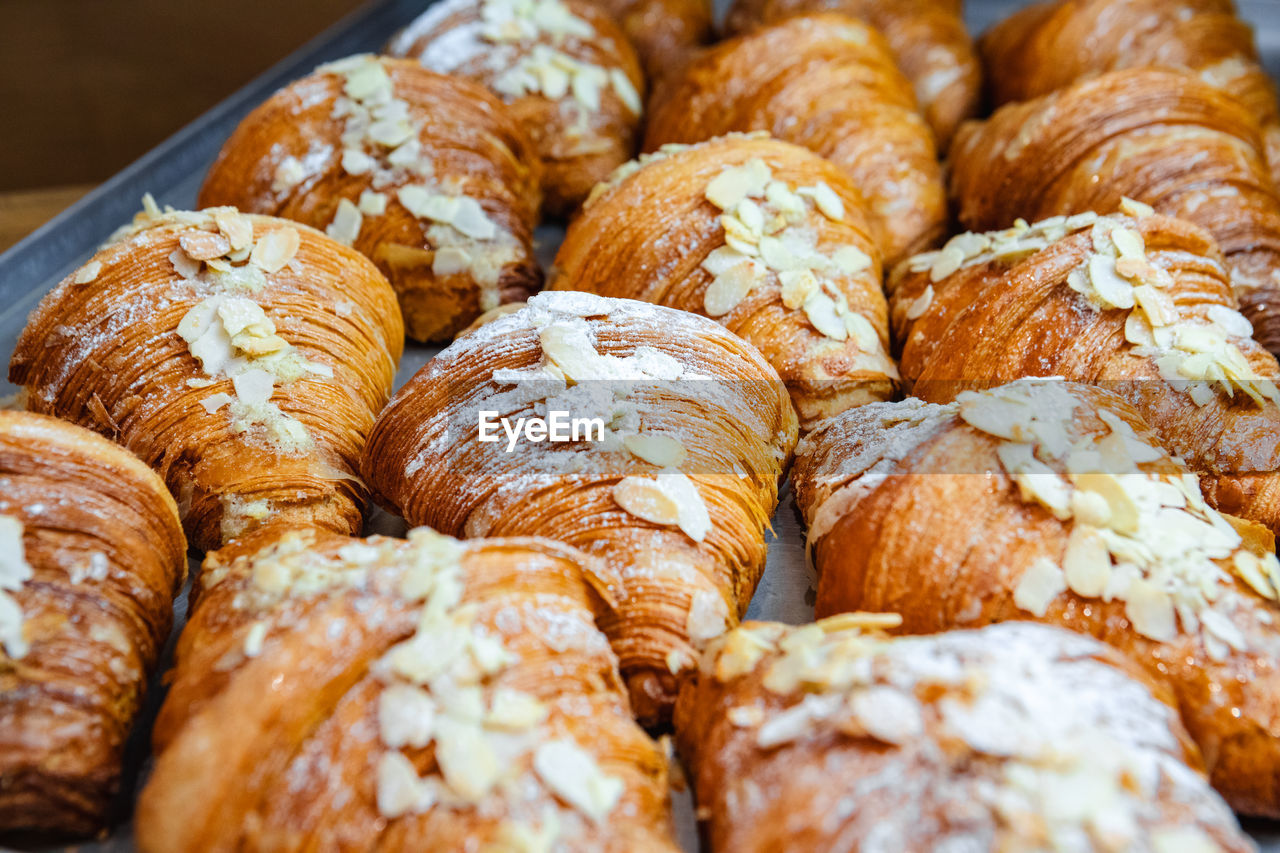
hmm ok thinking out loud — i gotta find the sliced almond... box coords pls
[1087,255,1135,309]
[929,245,966,282]
[1070,473,1139,534]
[803,290,848,341]
[1119,197,1155,218]
[623,433,687,468]
[250,227,300,274]
[326,198,363,246]
[1124,577,1177,642]
[1109,227,1145,260]
[613,475,681,526]
[704,261,761,316]
[1062,524,1111,597]
[213,209,254,252]
[905,284,934,320]
[779,269,818,309]
[74,260,102,284]
[1013,557,1065,617]
[179,231,232,261]
[705,159,771,210]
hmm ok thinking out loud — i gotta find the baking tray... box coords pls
[4,0,1280,849]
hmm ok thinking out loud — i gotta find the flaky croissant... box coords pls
[890,209,1280,539]
[362,291,798,725]
[677,617,1253,852]
[590,0,711,82]
[199,54,541,342]
[9,202,403,552]
[0,411,186,837]
[792,378,1280,816]
[644,14,947,265]
[980,0,1280,187]
[388,0,644,217]
[553,134,897,429]
[137,527,678,852]
[949,67,1280,355]
[722,0,980,147]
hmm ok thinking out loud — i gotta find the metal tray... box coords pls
[3,0,1280,848]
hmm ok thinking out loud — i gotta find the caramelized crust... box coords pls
[553,135,898,429]
[677,619,1253,852]
[137,529,678,852]
[388,0,644,217]
[361,292,797,725]
[981,0,1280,186]
[644,14,947,265]
[723,0,980,146]
[792,380,1280,816]
[9,206,403,552]
[591,0,711,82]
[0,411,186,837]
[199,56,542,342]
[949,67,1280,355]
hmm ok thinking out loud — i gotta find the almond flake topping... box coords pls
[0,516,34,660]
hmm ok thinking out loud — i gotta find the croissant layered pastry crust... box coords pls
[9,202,403,552]
[949,67,1280,355]
[677,617,1253,852]
[137,527,679,852]
[980,0,1280,186]
[891,209,1280,538]
[793,379,1280,816]
[554,134,898,429]
[591,0,711,81]
[361,291,798,725]
[643,13,948,265]
[722,0,980,147]
[199,54,542,342]
[388,0,644,218]
[0,411,186,836]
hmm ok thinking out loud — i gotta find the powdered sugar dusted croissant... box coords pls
[9,202,403,552]
[199,55,541,342]
[554,134,897,429]
[361,291,798,724]
[644,14,947,265]
[792,379,1280,816]
[949,68,1280,355]
[723,0,980,147]
[137,528,679,852]
[388,0,644,217]
[0,411,186,836]
[677,617,1253,852]
[981,0,1280,187]
[891,209,1280,538]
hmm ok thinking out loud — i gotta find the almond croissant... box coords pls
[590,0,711,81]
[9,202,403,552]
[388,0,645,217]
[199,54,542,342]
[0,411,186,836]
[890,209,1280,539]
[949,67,1280,355]
[722,0,980,147]
[361,291,798,725]
[553,134,897,429]
[792,378,1280,816]
[980,0,1280,187]
[644,14,947,265]
[137,527,679,852]
[678,617,1253,852]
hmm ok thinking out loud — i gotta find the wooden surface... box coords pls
[0,185,95,252]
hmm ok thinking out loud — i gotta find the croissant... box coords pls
[980,0,1280,187]
[361,291,798,725]
[553,134,897,429]
[590,0,711,81]
[677,616,1254,852]
[792,378,1280,816]
[387,0,644,217]
[643,14,947,265]
[0,411,186,836]
[722,0,980,147]
[136,527,679,852]
[890,209,1280,540]
[199,54,542,342]
[9,202,403,553]
[949,67,1280,355]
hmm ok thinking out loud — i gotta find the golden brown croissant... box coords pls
[980,0,1280,187]
[643,14,947,265]
[590,0,711,82]
[9,202,403,553]
[792,378,1280,816]
[722,0,980,147]
[361,291,798,725]
[387,0,644,218]
[137,527,679,852]
[553,134,897,429]
[0,411,186,837]
[678,616,1254,852]
[949,67,1280,355]
[890,209,1280,539]
[199,54,542,342]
